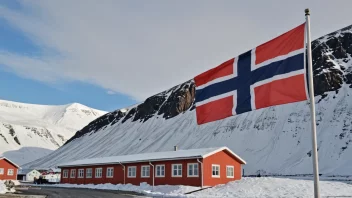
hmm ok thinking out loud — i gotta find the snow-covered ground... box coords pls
[0,180,18,194]
[37,177,352,198]
[0,99,106,165]
[192,177,352,198]
[0,181,6,194]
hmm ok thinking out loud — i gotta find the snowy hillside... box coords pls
[0,99,106,165]
[24,25,352,176]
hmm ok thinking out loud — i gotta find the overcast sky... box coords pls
[0,0,351,109]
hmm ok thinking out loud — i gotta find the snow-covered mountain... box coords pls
[0,99,106,165]
[24,25,352,176]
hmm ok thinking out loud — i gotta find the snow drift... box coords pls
[39,177,352,198]
[0,181,6,194]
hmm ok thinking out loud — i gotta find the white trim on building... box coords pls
[172,164,182,177]
[155,165,165,177]
[212,164,220,178]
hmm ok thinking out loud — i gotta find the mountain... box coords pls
[24,25,352,176]
[0,99,106,165]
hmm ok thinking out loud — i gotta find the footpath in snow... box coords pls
[38,177,352,197]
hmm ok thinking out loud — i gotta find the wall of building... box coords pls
[61,159,202,186]
[43,173,61,183]
[27,170,41,181]
[203,150,242,186]
[125,159,201,186]
[0,159,18,180]
[61,164,123,185]
[17,174,25,181]
[60,150,243,187]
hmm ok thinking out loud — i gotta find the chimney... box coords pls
[174,146,178,151]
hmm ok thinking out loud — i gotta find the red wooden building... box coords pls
[58,147,246,187]
[0,157,19,180]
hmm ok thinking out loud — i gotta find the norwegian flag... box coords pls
[194,23,308,124]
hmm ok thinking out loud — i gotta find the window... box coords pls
[141,166,150,178]
[187,163,199,177]
[212,165,220,178]
[172,164,182,177]
[0,168,4,175]
[107,167,114,178]
[86,168,92,178]
[155,165,165,177]
[95,168,102,178]
[7,169,14,176]
[63,170,68,178]
[128,166,136,178]
[78,169,84,178]
[70,169,76,178]
[226,166,234,178]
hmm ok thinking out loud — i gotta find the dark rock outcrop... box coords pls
[157,81,195,119]
[311,25,352,95]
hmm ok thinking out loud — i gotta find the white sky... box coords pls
[0,0,351,101]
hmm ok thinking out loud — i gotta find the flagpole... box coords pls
[305,8,320,198]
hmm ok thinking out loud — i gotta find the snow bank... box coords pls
[37,177,352,197]
[0,180,18,194]
[193,177,352,198]
[11,180,20,186]
[0,180,7,194]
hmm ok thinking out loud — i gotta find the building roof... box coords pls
[58,147,246,167]
[0,156,20,168]
[48,168,61,173]
[18,169,39,175]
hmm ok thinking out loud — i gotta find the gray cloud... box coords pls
[0,0,351,101]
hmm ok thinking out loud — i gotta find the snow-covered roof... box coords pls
[58,147,246,167]
[0,157,20,168]
[48,168,61,172]
[18,169,38,175]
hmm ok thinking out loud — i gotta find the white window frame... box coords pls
[187,163,199,177]
[226,166,234,178]
[70,169,76,178]
[95,168,102,178]
[141,165,150,178]
[212,164,220,178]
[0,168,4,175]
[86,168,92,178]
[127,166,136,178]
[106,167,114,178]
[155,165,165,177]
[78,169,84,178]
[7,169,14,176]
[63,170,68,178]
[172,164,182,177]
